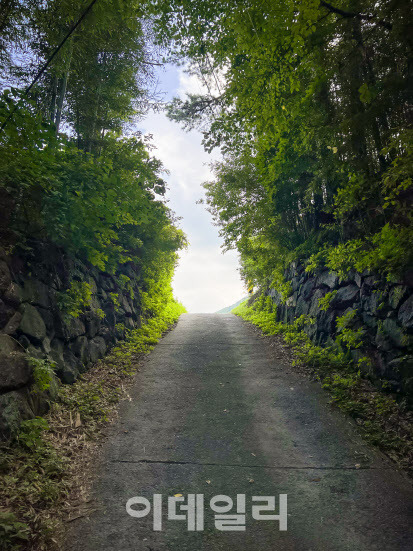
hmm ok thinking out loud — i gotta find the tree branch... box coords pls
[320,1,392,30]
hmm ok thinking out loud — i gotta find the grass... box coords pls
[233,296,413,472]
[0,300,185,551]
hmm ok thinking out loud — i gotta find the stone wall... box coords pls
[0,239,143,438]
[268,263,413,398]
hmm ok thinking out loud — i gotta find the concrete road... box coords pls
[65,314,413,550]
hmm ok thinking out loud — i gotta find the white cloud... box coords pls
[173,247,245,313]
[139,66,245,312]
[143,111,213,199]
[177,65,226,99]
[177,70,208,99]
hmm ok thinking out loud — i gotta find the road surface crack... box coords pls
[110,458,392,470]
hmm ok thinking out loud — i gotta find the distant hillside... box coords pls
[216,296,249,314]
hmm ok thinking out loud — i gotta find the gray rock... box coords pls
[363,276,379,289]
[388,355,413,378]
[268,289,282,306]
[85,311,101,338]
[0,260,11,292]
[115,307,126,321]
[50,338,64,369]
[102,301,115,326]
[44,372,60,402]
[89,336,106,362]
[18,335,31,350]
[59,350,81,384]
[88,276,98,295]
[3,311,22,335]
[69,336,89,364]
[389,285,408,310]
[340,269,359,286]
[3,282,23,307]
[42,336,52,355]
[51,338,64,355]
[0,334,23,354]
[300,279,315,301]
[90,294,101,311]
[291,277,301,293]
[286,306,295,324]
[55,314,85,341]
[129,300,138,317]
[56,366,77,385]
[382,318,407,348]
[124,317,135,330]
[331,285,359,307]
[26,385,51,418]
[120,293,133,315]
[375,326,392,351]
[51,273,64,291]
[304,320,317,341]
[316,310,336,336]
[361,291,381,314]
[362,312,378,330]
[354,273,362,287]
[398,294,413,329]
[316,270,339,289]
[37,307,55,333]
[285,295,295,308]
[388,356,413,397]
[18,303,47,343]
[0,389,34,439]
[309,288,326,317]
[0,299,14,328]
[21,279,51,308]
[99,289,108,300]
[98,327,114,345]
[26,344,44,359]
[295,295,309,317]
[0,351,32,392]
[100,275,116,292]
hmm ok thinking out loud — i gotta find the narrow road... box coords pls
[65,314,413,550]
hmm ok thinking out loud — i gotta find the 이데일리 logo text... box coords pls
[126,493,287,532]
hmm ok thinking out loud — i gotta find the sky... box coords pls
[139,65,246,313]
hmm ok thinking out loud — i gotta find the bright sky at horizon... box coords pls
[139,65,246,313]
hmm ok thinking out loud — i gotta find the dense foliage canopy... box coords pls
[149,0,412,287]
[0,0,186,317]
[1,0,411,303]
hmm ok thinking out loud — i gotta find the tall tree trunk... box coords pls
[347,16,370,175]
[352,17,388,172]
[49,75,58,124]
[55,39,73,134]
[87,51,106,154]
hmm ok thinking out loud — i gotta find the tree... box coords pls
[0,0,186,317]
[150,0,413,283]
